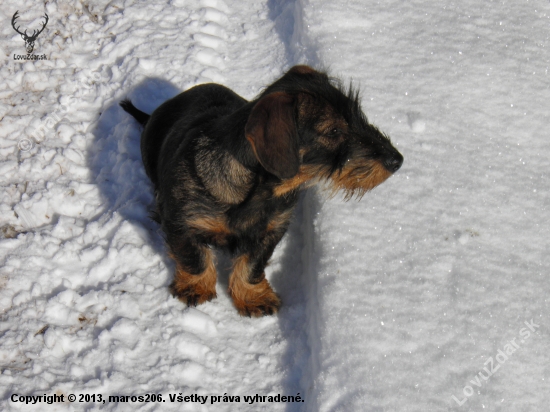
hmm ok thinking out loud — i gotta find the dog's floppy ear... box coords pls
[245,92,299,179]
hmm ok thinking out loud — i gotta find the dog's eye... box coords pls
[327,127,342,137]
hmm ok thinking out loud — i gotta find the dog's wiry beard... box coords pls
[272,159,392,200]
[328,159,392,201]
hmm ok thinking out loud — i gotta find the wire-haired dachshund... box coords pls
[120,65,403,317]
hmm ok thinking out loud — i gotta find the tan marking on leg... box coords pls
[169,249,217,306]
[228,256,281,317]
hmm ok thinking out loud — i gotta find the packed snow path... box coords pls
[2,0,307,411]
[1,0,549,411]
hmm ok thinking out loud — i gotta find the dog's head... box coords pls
[245,65,403,198]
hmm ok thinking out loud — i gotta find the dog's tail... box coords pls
[119,99,150,127]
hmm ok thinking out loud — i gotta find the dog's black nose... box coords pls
[383,153,403,173]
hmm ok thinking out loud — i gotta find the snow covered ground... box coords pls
[1,0,548,411]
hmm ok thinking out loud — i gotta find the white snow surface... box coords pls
[1,0,549,411]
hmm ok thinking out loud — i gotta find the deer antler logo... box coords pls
[12,11,49,54]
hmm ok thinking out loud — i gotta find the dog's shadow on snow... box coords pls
[88,77,311,409]
[87,78,180,269]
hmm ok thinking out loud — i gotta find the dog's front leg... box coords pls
[228,237,282,317]
[167,233,217,307]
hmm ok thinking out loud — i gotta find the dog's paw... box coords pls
[237,298,282,317]
[169,280,217,307]
[170,261,217,307]
[229,278,281,317]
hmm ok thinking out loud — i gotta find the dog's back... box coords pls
[123,84,248,186]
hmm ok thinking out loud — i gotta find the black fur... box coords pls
[120,65,403,316]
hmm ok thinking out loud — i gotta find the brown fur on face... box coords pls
[273,159,392,199]
[331,159,392,200]
[120,65,403,317]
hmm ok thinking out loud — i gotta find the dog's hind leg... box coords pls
[167,234,217,307]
